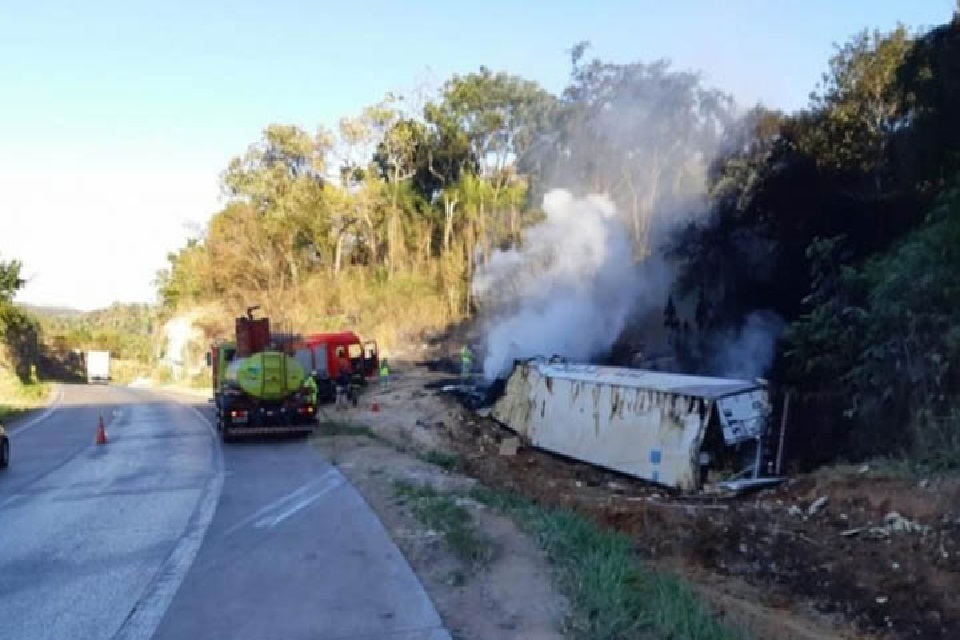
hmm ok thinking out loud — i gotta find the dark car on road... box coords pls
[0,423,9,469]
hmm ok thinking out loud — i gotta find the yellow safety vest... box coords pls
[304,376,318,401]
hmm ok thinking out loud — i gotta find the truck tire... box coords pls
[222,426,234,443]
[0,438,9,469]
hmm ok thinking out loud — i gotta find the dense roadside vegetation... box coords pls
[673,18,960,468]
[35,303,157,364]
[0,256,48,418]
[0,259,159,401]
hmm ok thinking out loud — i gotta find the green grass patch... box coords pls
[422,449,460,471]
[393,480,492,567]
[0,405,32,421]
[470,486,747,640]
[0,371,50,422]
[811,456,941,482]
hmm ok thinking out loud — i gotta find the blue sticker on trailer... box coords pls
[649,449,662,464]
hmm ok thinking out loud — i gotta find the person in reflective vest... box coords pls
[459,345,474,380]
[303,371,318,406]
[379,358,390,391]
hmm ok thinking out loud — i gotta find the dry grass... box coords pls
[110,358,152,385]
[165,264,462,369]
[277,268,461,354]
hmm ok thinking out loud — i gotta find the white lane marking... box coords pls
[8,386,63,438]
[223,469,340,535]
[111,405,225,640]
[0,493,21,508]
[254,473,344,529]
[222,483,315,534]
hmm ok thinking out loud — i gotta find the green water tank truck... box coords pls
[208,307,317,442]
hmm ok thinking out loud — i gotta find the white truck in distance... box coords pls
[85,350,111,384]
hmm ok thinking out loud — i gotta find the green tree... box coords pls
[155,240,206,310]
[804,25,914,182]
[670,25,930,364]
[428,68,555,256]
[786,179,960,465]
[223,124,335,290]
[357,95,420,273]
[893,13,960,194]
[0,256,25,303]
[0,256,41,382]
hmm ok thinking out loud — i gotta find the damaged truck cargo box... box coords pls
[490,360,773,492]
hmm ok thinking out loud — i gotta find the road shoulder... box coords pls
[311,424,568,640]
[152,395,451,640]
[2,384,61,433]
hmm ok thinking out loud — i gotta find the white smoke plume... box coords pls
[708,310,784,380]
[473,189,640,380]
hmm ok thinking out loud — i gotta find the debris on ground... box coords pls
[498,436,520,457]
[808,496,829,516]
[876,511,932,535]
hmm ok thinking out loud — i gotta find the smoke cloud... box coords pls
[708,310,784,379]
[472,56,787,382]
[473,189,640,380]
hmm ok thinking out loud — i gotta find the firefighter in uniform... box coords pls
[303,370,319,407]
[336,349,352,410]
[379,358,390,391]
[459,345,474,381]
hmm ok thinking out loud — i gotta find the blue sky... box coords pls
[0,0,954,310]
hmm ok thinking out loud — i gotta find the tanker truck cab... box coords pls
[209,341,238,414]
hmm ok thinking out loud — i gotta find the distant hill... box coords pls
[20,304,85,318]
[31,302,160,363]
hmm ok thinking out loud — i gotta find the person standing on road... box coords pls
[335,349,352,410]
[459,345,474,381]
[379,358,390,391]
[303,370,318,406]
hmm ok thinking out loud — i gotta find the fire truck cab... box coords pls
[293,332,378,403]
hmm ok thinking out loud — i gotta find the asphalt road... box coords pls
[0,384,449,640]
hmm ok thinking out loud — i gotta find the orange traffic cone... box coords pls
[95,415,107,445]
[370,401,380,413]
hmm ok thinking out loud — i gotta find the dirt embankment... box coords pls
[343,360,960,640]
[459,439,960,640]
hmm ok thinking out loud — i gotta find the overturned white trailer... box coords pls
[490,359,774,492]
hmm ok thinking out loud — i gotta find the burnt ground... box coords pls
[453,416,960,640]
[357,361,960,640]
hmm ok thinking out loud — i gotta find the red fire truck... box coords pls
[292,332,379,403]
